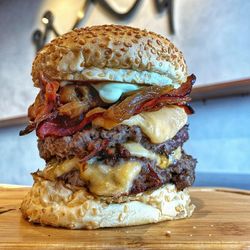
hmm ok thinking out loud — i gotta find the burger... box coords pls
[20,25,197,229]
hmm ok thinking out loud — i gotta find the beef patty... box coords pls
[38,125,189,161]
[55,151,196,195]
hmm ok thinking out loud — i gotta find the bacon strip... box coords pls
[179,104,194,115]
[21,74,195,139]
[36,112,102,139]
[20,73,60,136]
[28,72,59,123]
[103,74,195,122]
[134,96,191,114]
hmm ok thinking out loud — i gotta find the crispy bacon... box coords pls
[20,73,60,136]
[28,72,59,122]
[165,74,196,97]
[134,96,191,114]
[103,74,196,122]
[21,73,195,139]
[179,104,195,115]
[19,122,36,136]
[36,112,102,139]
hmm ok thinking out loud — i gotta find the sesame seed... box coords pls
[124,42,132,47]
[120,47,128,52]
[135,58,140,64]
[104,48,112,55]
[79,39,85,45]
[147,40,153,46]
[91,38,97,44]
[114,41,121,45]
[115,52,122,57]
[111,59,119,66]
[151,48,156,54]
[156,39,162,45]
[94,51,101,58]
[83,48,91,54]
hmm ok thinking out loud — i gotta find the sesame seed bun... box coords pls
[20,177,194,229]
[32,25,187,87]
[21,178,194,229]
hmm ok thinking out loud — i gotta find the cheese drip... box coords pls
[41,159,141,197]
[92,106,187,143]
[41,145,182,197]
[81,161,141,196]
[123,142,182,169]
[122,106,187,143]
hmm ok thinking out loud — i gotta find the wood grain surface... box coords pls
[0,186,250,249]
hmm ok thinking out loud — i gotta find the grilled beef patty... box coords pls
[57,151,196,195]
[38,125,189,161]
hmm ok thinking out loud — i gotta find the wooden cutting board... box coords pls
[0,186,250,249]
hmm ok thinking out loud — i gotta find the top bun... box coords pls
[32,25,187,87]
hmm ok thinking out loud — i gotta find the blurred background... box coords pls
[0,0,249,188]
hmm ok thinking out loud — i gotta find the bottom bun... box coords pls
[21,177,195,229]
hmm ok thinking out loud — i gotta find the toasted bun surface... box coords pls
[32,25,187,87]
[21,177,194,229]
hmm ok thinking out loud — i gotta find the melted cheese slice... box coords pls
[92,106,187,143]
[42,158,81,181]
[122,106,187,143]
[80,161,141,196]
[123,142,182,169]
[123,142,168,169]
[41,158,141,197]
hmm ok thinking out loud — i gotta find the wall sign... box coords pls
[32,0,174,52]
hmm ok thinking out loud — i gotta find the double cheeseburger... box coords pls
[20,25,197,229]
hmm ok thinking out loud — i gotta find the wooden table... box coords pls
[0,185,250,249]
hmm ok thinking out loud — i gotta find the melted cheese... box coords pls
[123,142,169,169]
[92,106,187,143]
[92,116,119,130]
[80,161,141,196]
[122,106,187,143]
[123,142,182,169]
[41,144,183,197]
[42,158,141,197]
[42,158,82,181]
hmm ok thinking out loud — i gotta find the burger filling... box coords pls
[21,73,196,197]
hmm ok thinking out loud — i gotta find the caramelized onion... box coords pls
[58,101,90,118]
[103,74,195,122]
[102,85,172,122]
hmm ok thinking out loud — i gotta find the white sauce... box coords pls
[92,83,140,103]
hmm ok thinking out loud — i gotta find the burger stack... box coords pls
[20,25,197,229]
